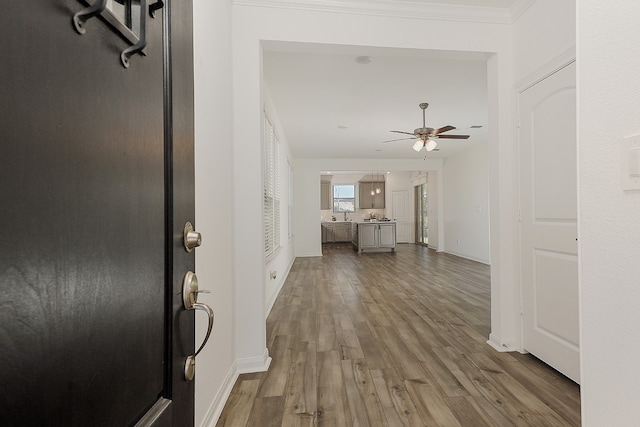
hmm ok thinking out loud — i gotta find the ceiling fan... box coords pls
[383,102,470,152]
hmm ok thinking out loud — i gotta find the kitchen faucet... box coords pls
[344,212,348,221]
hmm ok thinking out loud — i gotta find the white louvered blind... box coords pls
[264,116,280,257]
[287,159,293,239]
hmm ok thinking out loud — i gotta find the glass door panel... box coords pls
[414,183,428,245]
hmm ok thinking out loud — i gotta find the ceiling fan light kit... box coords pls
[384,102,470,153]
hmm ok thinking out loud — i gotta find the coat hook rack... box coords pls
[121,0,147,68]
[72,0,107,34]
[149,0,164,18]
[72,0,163,69]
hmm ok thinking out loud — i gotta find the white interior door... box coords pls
[392,190,410,243]
[519,61,579,383]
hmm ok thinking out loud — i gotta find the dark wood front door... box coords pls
[0,0,195,425]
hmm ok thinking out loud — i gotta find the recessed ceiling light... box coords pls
[354,56,373,64]
[470,125,483,128]
[337,124,348,129]
[375,149,382,152]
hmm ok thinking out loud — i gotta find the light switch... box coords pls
[629,147,640,177]
[620,135,640,190]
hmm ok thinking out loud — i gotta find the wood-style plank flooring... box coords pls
[216,244,580,426]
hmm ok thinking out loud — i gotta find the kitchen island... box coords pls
[352,221,396,253]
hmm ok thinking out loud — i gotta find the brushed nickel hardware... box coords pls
[183,222,202,252]
[72,0,163,68]
[149,0,164,18]
[72,0,107,35]
[182,271,214,381]
[182,271,208,309]
[120,0,146,68]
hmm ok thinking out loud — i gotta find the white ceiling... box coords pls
[264,45,489,160]
[385,0,516,7]
[260,0,523,160]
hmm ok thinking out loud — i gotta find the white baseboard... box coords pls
[443,250,490,265]
[199,348,272,427]
[265,257,295,316]
[237,348,272,374]
[487,333,516,352]
[296,250,323,257]
[200,362,239,427]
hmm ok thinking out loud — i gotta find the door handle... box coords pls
[182,271,214,381]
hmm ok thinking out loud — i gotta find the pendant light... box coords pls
[375,171,381,194]
[370,171,375,196]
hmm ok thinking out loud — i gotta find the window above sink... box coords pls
[333,184,355,213]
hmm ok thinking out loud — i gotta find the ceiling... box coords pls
[263,44,489,160]
[374,0,516,7]
[260,0,524,160]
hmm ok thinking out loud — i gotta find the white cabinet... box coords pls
[355,222,396,253]
[378,223,396,248]
[358,223,377,249]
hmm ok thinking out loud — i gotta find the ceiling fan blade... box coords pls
[435,134,470,139]
[433,125,456,135]
[382,137,414,143]
[390,130,416,136]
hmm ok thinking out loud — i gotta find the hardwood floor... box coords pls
[216,244,580,426]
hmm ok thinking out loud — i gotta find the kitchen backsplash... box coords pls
[320,209,386,222]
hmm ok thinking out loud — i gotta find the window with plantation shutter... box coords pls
[264,115,280,257]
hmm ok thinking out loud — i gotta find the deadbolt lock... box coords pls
[183,222,202,252]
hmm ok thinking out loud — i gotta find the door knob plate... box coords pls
[182,271,198,309]
[185,355,196,382]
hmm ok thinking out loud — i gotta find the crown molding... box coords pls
[509,0,536,23]
[233,0,519,24]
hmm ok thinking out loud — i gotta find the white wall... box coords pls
[513,0,576,81]
[264,85,296,315]
[579,1,640,424]
[193,0,236,425]
[427,171,441,251]
[443,142,490,263]
[488,0,576,354]
[230,24,271,377]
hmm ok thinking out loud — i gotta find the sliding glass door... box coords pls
[414,183,428,245]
